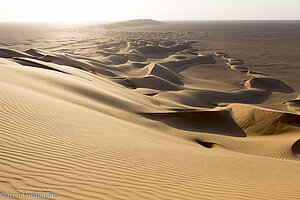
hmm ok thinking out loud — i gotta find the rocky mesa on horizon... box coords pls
[104,19,163,29]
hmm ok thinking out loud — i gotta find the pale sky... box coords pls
[0,0,299,22]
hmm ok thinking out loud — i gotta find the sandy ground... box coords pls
[0,21,300,200]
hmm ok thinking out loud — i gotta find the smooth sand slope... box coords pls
[0,22,300,200]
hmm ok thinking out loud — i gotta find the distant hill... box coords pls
[104,19,163,29]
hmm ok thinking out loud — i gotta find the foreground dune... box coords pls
[0,24,300,200]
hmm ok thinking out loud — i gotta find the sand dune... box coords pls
[244,77,294,93]
[230,65,249,73]
[285,95,300,114]
[155,89,269,108]
[0,25,300,200]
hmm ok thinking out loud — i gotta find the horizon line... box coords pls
[0,19,300,23]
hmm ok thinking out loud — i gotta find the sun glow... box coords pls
[0,0,130,22]
[0,0,299,22]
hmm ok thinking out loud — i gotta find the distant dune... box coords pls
[104,19,163,29]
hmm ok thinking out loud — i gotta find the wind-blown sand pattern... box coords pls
[0,22,300,199]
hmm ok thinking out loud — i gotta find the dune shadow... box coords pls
[141,110,246,137]
[194,139,215,148]
[13,57,69,74]
[292,139,300,154]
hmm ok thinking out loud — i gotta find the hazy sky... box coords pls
[0,0,299,22]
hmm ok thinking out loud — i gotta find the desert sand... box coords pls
[0,20,300,199]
